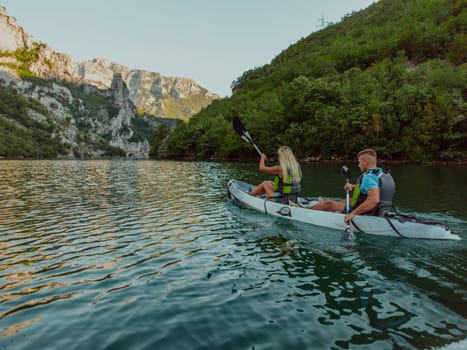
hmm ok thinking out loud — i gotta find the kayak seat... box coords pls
[369,201,394,216]
[274,193,299,204]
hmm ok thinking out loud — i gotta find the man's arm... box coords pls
[344,188,380,223]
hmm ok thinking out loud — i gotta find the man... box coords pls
[310,149,395,223]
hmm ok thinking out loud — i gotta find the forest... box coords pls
[157,0,466,163]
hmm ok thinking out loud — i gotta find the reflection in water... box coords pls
[250,234,466,348]
[0,160,465,349]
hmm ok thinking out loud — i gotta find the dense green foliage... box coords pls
[0,84,69,158]
[146,115,183,158]
[162,0,467,162]
[148,124,171,158]
[131,115,179,145]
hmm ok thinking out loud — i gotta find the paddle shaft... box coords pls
[345,179,350,214]
[251,142,262,157]
[342,178,354,240]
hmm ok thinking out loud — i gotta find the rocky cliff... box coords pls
[0,65,155,157]
[77,58,218,119]
[0,6,216,158]
[0,6,218,120]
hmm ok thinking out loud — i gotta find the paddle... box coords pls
[341,165,355,241]
[232,116,262,157]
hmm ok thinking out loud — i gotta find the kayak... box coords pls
[227,179,461,240]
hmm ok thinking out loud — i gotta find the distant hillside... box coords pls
[74,58,219,121]
[161,0,466,162]
[0,5,215,158]
[0,6,218,121]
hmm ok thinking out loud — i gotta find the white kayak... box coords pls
[228,179,461,240]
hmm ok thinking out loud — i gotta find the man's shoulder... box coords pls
[361,168,381,189]
[365,167,382,175]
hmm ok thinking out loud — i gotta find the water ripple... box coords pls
[0,160,466,349]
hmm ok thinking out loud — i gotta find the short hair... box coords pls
[357,149,377,158]
[357,148,377,163]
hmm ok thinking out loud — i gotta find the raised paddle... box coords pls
[341,165,355,241]
[232,116,262,157]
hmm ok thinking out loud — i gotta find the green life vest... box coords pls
[273,175,300,194]
[351,180,363,208]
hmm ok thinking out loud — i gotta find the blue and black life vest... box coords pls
[351,168,395,213]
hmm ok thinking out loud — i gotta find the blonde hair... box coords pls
[277,146,301,182]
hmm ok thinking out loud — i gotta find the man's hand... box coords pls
[344,212,356,224]
[344,188,380,224]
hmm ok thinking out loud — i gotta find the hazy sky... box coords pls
[3,0,375,96]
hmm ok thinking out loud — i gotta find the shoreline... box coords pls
[1,156,466,166]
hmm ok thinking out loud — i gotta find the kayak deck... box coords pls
[228,179,461,240]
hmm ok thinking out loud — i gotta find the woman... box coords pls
[248,146,302,203]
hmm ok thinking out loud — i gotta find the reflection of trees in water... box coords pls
[253,234,466,348]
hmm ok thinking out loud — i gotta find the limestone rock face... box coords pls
[30,45,80,82]
[0,6,219,120]
[75,58,218,119]
[0,6,218,158]
[0,6,34,51]
[0,66,150,157]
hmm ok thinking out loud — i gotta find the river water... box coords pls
[0,160,466,350]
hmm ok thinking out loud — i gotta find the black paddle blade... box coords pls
[232,116,254,144]
[341,165,351,181]
[341,226,355,241]
[232,116,246,137]
[232,115,262,156]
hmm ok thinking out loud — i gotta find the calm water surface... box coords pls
[0,160,466,350]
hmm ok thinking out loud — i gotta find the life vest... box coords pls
[273,174,301,194]
[351,168,395,209]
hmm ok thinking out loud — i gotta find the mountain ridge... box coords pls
[0,5,219,121]
[0,6,176,158]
